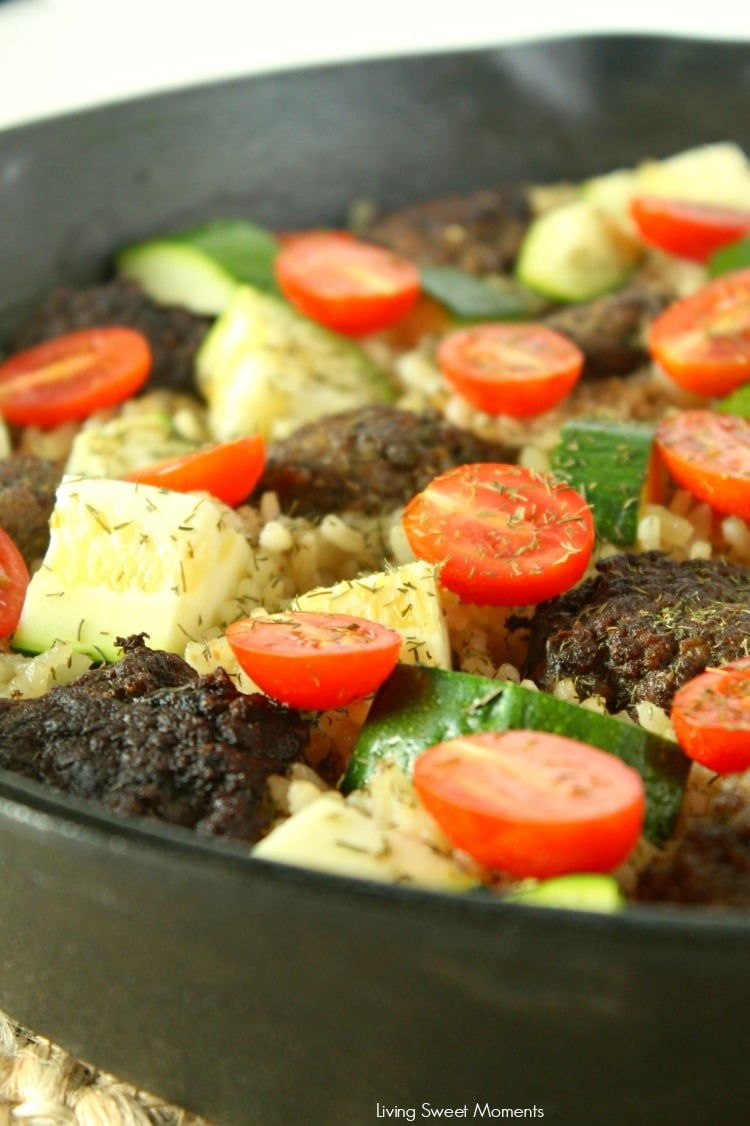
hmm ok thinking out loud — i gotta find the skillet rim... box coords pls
[1,765,747,941]
[0,28,747,138]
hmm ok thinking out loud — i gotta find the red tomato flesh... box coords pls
[437,323,584,418]
[671,657,750,774]
[413,730,645,878]
[647,269,750,396]
[0,327,152,427]
[124,435,265,507]
[0,527,30,639]
[655,409,750,520]
[225,611,402,710]
[275,231,420,336]
[401,462,594,606]
[631,195,750,263]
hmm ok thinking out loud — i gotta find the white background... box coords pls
[0,0,748,131]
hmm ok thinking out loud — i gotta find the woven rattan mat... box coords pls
[0,1013,211,1125]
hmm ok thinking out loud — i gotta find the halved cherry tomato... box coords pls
[0,327,151,427]
[275,231,420,336]
[124,435,265,507]
[225,610,402,710]
[0,527,30,639]
[648,269,750,396]
[413,730,645,878]
[437,323,584,417]
[631,195,750,263]
[655,409,750,519]
[401,462,594,606]
[671,657,750,774]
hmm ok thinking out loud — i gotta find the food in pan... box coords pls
[0,635,310,840]
[1,141,750,910]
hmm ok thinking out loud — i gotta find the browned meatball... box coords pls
[0,453,62,567]
[524,551,750,716]
[637,791,750,908]
[543,282,672,378]
[10,278,210,397]
[0,635,310,843]
[253,405,515,517]
[363,187,532,275]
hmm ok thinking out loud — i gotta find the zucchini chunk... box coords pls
[66,410,201,479]
[195,285,395,441]
[117,219,280,315]
[515,198,642,302]
[13,476,254,661]
[117,242,240,316]
[345,664,689,846]
[716,382,750,419]
[633,142,750,209]
[550,417,655,547]
[506,873,625,912]
[292,560,451,670]
[583,142,750,237]
[253,782,479,891]
[419,265,534,321]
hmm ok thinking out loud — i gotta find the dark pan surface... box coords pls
[1,34,750,1126]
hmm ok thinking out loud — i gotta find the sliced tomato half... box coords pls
[0,327,152,427]
[401,462,594,606]
[631,195,750,263]
[413,730,645,878]
[275,230,420,335]
[655,409,750,519]
[225,610,402,710]
[0,527,30,639]
[125,435,265,507]
[671,657,750,774]
[437,323,584,417]
[647,269,750,396]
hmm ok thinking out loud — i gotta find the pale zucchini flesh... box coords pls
[117,241,240,316]
[292,560,451,670]
[65,410,201,479]
[13,477,254,662]
[516,198,641,302]
[583,142,750,236]
[507,874,624,912]
[117,218,280,315]
[195,285,395,441]
[634,142,750,209]
[253,772,479,891]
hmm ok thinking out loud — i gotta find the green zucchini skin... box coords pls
[418,265,536,321]
[344,664,689,847]
[171,219,280,294]
[506,873,625,912]
[716,382,750,419]
[709,235,750,278]
[551,417,655,546]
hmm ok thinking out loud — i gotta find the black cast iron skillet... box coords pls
[1,34,750,1126]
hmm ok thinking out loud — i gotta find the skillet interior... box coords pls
[1,33,750,1126]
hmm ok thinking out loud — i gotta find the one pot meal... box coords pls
[1,141,750,911]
